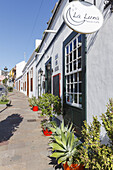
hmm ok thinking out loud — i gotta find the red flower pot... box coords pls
[33,106,38,111]
[63,162,84,170]
[43,128,52,136]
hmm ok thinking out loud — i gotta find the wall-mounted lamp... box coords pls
[40,69,43,76]
[104,0,113,12]
[47,63,51,70]
[44,30,57,33]
[110,1,113,12]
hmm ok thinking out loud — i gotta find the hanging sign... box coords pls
[63,1,103,34]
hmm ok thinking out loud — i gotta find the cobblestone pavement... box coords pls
[0,90,57,170]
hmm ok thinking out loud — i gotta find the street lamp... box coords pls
[4,66,8,87]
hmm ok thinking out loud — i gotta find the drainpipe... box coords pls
[84,34,87,123]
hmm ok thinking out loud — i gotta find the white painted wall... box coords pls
[87,2,113,141]
[16,61,26,79]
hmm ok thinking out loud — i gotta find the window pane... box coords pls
[67,75,69,83]
[74,73,77,82]
[79,94,82,104]
[70,53,72,62]
[74,94,77,103]
[74,84,77,92]
[66,56,69,64]
[70,63,72,72]
[74,50,76,60]
[71,74,73,82]
[67,95,69,102]
[69,94,73,103]
[79,83,82,93]
[79,71,82,81]
[74,61,76,70]
[74,39,76,49]
[78,35,81,43]
[70,42,72,52]
[78,47,81,57]
[66,65,69,73]
[66,46,69,54]
[78,58,81,69]
[67,85,69,92]
[71,84,73,93]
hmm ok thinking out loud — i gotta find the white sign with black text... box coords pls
[63,1,103,34]
[55,54,59,72]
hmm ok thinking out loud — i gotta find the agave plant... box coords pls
[49,120,81,166]
[49,119,73,138]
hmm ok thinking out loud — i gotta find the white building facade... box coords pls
[21,39,41,98]
[35,0,113,141]
[15,61,26,92]
[22,51,37,98]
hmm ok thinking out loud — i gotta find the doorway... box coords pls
[45,59,51,94]
[27,72,29,97]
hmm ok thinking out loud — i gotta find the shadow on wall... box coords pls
[87,1,112,54]
[0,114,23,143]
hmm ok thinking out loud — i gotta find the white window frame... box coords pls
[65,34,82,108]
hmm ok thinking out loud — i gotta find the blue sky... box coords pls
[0,0,58,71]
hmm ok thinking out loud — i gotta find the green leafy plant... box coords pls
[49,124,81,166]
[101,99,113,147]
[41,119,57,131]
[49,119,73,139]
[49,120,81,167]
[79,99,113,170]
[79,117,102,169]
[1,95,8,102]
[28,96,38,107]
[38,93,61,118]
[8,86,13,92]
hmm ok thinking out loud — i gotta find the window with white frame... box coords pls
[38,72,41,97]
[30,68,33,92]
[65,34,82,108]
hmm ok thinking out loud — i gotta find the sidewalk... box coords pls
[0,90,56,170]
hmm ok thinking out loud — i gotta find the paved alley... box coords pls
[0,90,56,170]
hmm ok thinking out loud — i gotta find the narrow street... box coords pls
[0,90,54,170]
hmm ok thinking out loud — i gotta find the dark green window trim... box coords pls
[63,31,86,135]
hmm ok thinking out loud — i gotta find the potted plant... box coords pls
[38,93,61,118]
[41,119,56,136]
[49,120,84,170]
[38,93,62,135]
[28,96,39,111]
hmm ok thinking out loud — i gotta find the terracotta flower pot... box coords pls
[33,106,38,111]
[63,162,84,170]
[43,128,52,136]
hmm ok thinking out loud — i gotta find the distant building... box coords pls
[15,61,26,91]
[8,66,16,87]
[22,39,41,98]
[0,69,8,85]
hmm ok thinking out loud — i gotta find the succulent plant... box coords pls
[49,119,73,138]
[49,120,81,166]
